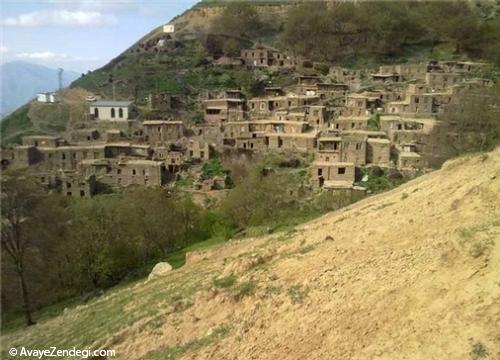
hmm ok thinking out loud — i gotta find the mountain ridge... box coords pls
[0,61,79,118]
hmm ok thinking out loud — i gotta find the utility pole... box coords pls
[57,68,63,91]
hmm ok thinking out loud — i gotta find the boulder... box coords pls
[147,262,173,282]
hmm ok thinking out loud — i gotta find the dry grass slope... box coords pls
[2,149,500,360]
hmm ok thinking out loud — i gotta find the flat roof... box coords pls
[91,100,133,107]
[122,159,164,165]
[367,138,390,144]
[318,137,342,142]
[313,161,354,167]
[266,132,317,138]
[23,135,61,139]
[399,151,421,158]
[143,120,183,125]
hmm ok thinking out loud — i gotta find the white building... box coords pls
[163,24,175,33]
[90,100,133,121]
[37,92,59,103]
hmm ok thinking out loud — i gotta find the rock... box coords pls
[147,262,173,282]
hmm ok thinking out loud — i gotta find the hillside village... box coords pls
[0,44,493,198]
[1,1,500,359]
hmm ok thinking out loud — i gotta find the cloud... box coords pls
[49,0,138,12]
[1,10,118,27]
[16,51,99,62]
[0,46,9,53]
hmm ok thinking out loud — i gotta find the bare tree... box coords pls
[1,172,44,326]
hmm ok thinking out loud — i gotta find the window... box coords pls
[117,169,122,174]
[62,153,66,160]
[41,177,45,183]
[66,182,71,188]
[200,151,204,158]
[338,167,346,174]
[356,143,361,150]
[111,108,116,118]
[132,169,136,175]
[66,192,72,196]
[318,168,323,176]
[119,108,123,118]
[87,136,91,141]
[80,190,85,197]
[94,108,99,118]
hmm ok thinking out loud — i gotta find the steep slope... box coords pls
[2,148,499,359]
[0,61,79,118]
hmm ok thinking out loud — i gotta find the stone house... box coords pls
[377,64,427,81]
[425,72,461,89]
[165,151,184,172]
[267,133,317,152]
[366,138,391,166]
[331,116,369,131]
[187,140,209,161]
[22,135,65,148]
[202,98,246,124]
[79,158,168,187]
[311,161,355,189]
[147,93,174,111]
[240,48,295,68]
[316,136,342,163]
[61,172,96,197]
[143,120,184,143]
[71,129,100,143]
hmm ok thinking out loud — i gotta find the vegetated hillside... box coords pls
[0,88,91,145]
[3,1,498,145]
[0,61,80,118]
[2,148,499,360]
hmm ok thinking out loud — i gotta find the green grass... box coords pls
[1,105,33,145]
[165,236,227,269]
[139,324,231,360]
[213,274,237,288]
[287,284,307,304]
[233,279,256,300]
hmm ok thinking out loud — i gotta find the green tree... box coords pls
[213,2,262,39]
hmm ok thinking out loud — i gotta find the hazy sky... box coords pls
[0,0,198,73]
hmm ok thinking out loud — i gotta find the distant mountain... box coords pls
[0,61,80,118]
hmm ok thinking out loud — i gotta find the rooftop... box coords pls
[91,100,133,107]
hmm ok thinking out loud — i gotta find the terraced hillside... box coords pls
[2,148,499,360]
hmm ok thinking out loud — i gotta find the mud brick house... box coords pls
[143,120,184,143]
[311,161,355,189]
[79,158,168,187]
[60,172,96,198]
[202,98,246,124]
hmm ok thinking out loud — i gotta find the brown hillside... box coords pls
[3,149,499,360]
